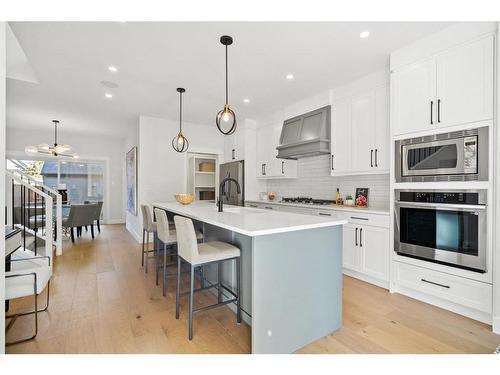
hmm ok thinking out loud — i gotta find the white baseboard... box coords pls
[105,219,125,225]
[126,223,142,243]
[493,316,500,334]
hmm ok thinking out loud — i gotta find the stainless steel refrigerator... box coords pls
[219,160,245,206]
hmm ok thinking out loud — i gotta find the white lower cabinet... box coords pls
[393,261,492,323]
[342,222,389,288]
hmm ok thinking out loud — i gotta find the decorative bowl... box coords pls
[175,194,194,205]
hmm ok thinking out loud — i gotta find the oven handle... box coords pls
[395,201,487,211]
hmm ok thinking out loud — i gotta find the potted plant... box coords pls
[345,195,354,206]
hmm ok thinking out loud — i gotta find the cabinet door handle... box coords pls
[421,278,450,289]
[263,164,266,175]
[350,216,369,221]
[359,228,363,247]
[370,150,373,167]
[430,101,434,125]
[375,149,378,167]
[437,99,441,123]
[355,227,358,246]
[331,155,334,170]
[232,149,235,160]
[281,161,285,174]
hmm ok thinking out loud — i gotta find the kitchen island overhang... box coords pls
[153,201,346,353]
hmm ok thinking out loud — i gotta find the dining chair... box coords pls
[62,204,98,243]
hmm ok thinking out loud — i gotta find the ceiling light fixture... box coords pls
[108,66,118,72]
[286,73,294,80]
[172,87,189,153]
[25,120,79,158]
[105,93,113,99]
[243,98,250,103]
[216,35,237,135]
[360,31,370,39]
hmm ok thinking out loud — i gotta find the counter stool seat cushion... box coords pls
[190,241,240,266]
[5,262,51,300]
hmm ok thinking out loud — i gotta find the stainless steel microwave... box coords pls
[395,127,488,182]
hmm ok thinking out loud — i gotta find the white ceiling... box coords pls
[7,22,453,136]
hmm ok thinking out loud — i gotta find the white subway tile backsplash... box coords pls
[266,155,390,206]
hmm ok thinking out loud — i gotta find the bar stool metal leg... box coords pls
[162,243,167,296]
[145,232,149,274]
[188,264,195,340]
[155,242,160,286]
[176,256,181,319]
[141,229,145,267]
[236,257,242,323]
[217,262,222,303]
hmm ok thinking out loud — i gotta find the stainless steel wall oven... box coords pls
[394,190,487,273]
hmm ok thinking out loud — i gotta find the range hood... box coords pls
[276,105,331,159]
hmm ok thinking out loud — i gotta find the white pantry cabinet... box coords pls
[392,35,494,136]
[223,127,245,162]
[331,85,389,175]
[256,123,297,179]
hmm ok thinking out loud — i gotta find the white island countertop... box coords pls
[153,201,347,237]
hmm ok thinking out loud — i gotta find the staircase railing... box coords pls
[5,171,56,258]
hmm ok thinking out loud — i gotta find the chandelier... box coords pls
[25,120,79,158]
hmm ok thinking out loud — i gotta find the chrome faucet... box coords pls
[217,177,241,212]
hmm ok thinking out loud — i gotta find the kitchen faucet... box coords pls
[217,177,241,212]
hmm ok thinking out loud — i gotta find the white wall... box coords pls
[6,127,126,224]
[125,115,225,241]
[1,21,7,353]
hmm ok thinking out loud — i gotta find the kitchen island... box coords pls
[153,201,347,353]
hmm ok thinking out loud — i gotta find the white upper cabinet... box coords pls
[436,35,494,128]
[330,98,352,174]
[351,91,376,173]
[256,123,297,179]
[392,35,494,137]
[331,83,389,176]
[391,58,436,136]
[223,127,246,162]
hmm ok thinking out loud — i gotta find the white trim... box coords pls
[493,316,500,334]
[106,219,125,225]
[126,221,142,243]
[343,269,389,290]
[0,21,6,353]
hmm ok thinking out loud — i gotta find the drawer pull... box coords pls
[249,204,258,208]
[350,216,369,221]
[355,227,358,246]
[318,212,331,216]
[264,206,273,210]
[421,278,450,289]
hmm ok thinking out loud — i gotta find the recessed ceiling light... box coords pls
[105,93,113,99]
[108,66,118,72]
[286,73,294,80]
[243,98,250,103]
[360,31,370,39]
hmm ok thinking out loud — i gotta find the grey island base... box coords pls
[153,201,346,354]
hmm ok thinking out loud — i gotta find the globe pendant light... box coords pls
[172,87,189,153]
[24,120,79,158]
[216,35,237,135]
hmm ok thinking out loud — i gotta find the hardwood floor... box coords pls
[6,225,500,354]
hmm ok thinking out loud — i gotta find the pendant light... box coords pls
[25,120,79,158]
[172,87,189,153]
[216,35,237,135]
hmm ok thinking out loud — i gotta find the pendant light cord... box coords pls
[179,91,183,132]
[225,44,228,104]
[54,121,58,146]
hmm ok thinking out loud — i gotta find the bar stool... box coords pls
[154,208,203,296]
[173,215,241,340]
[140,204,157,273]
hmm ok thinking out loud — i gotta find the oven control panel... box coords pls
[399,191,480,205]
